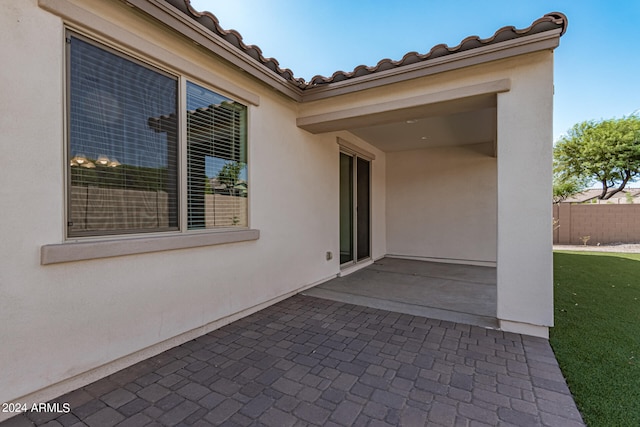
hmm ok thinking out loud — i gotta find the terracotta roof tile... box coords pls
[165,1,567,89]
[164,0,308,88]
[307,12,567,86]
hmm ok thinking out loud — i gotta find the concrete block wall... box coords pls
[553,204,640,245]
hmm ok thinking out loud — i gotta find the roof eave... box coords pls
[53,0,564,104]
[124,0,305,101]
[300,28,563,102]
[125,1,563,103]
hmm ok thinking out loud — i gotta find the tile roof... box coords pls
[165,0,567,90]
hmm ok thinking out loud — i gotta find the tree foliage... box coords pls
[217,161,244,188]
[552,173,585,204]
[215,161,246,196]
[554,115,640,199]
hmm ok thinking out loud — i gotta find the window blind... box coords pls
[67,35,179,236]
[186,82,247,229]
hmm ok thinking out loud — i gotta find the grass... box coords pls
[551,251,640,427]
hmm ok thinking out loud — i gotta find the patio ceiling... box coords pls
[349,106,496,152]
[298,86,500,154]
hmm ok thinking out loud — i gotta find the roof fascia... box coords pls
[40,0,562,105]
[124,0,304,101]
[300,29,562,103]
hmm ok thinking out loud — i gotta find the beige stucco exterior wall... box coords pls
[386,144,497,264]
[0,1,387,413]
[496,52,554,337]
[0,0,555,412]
[298,51,555,338]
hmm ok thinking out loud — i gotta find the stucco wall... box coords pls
[1,0,556,410]
[495,52,554,336]
[298,49,555,337]
[0,0,386,410]
[386,144,497,264]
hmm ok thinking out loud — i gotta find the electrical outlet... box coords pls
[326,251,333,261]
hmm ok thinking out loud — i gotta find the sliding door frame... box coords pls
[339,148,372,268]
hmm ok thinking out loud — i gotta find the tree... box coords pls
[216,161,245,195]
[552,173,585,204]
[554,115,640,200]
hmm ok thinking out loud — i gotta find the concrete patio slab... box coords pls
[1,295,583,427]
[304,258,498,328]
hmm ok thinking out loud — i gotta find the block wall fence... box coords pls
[553,204,640,245]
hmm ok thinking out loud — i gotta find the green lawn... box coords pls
[551,251,640,427]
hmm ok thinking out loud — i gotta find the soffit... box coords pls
[350,107,497,152]
[297,89,500,154]
[296,79,507,134]
[295,79,504,154]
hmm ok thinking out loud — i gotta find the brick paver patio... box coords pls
[3,295,584,426]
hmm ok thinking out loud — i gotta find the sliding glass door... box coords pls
[340,152,370,266]
[356,157,370,261]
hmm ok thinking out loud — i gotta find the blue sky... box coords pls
[190,0,640,142]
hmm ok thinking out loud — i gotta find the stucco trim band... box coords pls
[297,79,510,134]
[41,229,260,265]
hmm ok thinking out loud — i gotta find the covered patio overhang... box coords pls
[298,79,503,330]
[296,64,554,337]
[297,79,506,154]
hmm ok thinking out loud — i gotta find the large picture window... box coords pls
[67,33,248,238]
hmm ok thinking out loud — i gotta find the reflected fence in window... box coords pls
[68,187,246,233]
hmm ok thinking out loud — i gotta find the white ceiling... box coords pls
[349,107,497,152]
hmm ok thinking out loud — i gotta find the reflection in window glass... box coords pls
[186,82,248,229]
[68,36,178,236]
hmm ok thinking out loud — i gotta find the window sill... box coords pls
[41,229,260,265]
